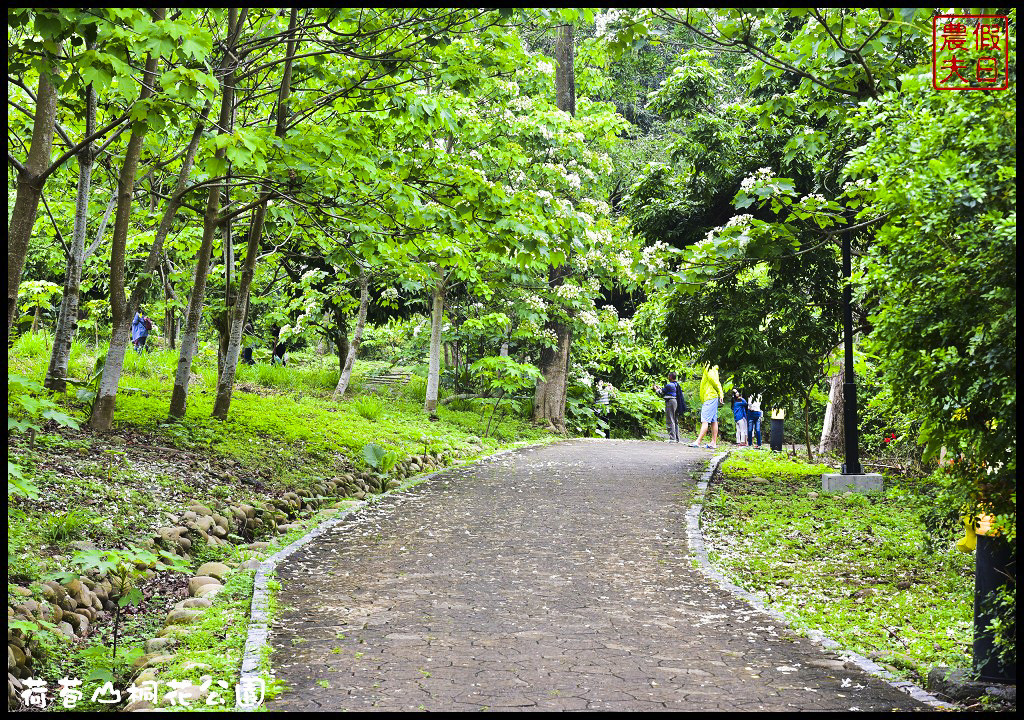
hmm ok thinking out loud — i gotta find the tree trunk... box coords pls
[553,23,576,116]
[804,387,814,462]
[160,255,179,350]
[90,320,133,429]
[169,168,228,419]
[212,8,297,420]
[90,89,209,429]
[533,319,572,432]
[8,61,59,335]
[532,23,576,433]
[333,270,369,400]
[170,8,243,420]
[818,356,844,455]
[424,267,446,415]
[90,25,164,431]
[216,183,235,380]
[46,74,97,393]
[211,199,266,419]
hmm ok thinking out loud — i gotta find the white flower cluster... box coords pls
[579,371,594,387]
[536,189,553,202]
[380,287,399,302]
[510,96,533,112]
[537,59,555,76]
[468,149,483,163]
[739,167,775,192]
[640,241,669,273]
[799,193,828,208]
[579,310,599,328]
[565,173,581,190]
[725,214,754,228]
[594,9,622,36]
[554,197,574,217]
[555,283,587,301]
[522,294,547,313]
[843,177,873,192]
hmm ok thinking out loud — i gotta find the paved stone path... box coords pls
[268,440,928,712]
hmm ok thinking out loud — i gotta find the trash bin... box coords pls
[974,527,1016,683]
[769,409,785,452]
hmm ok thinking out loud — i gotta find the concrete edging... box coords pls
[685,450,954,711]
[236,442,546,710]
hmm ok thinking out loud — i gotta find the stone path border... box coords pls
[686,450,955,711]
[237,443,543,711]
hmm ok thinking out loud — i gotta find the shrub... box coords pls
[352,395,384,421]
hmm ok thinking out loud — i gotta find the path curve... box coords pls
[268,440,927,712]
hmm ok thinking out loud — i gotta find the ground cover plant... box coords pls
[7,336,552,710]
[701,448,974,688]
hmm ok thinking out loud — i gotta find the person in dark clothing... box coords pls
[653,372,687,443]
[241,346,254,365]
[272,341,287,366]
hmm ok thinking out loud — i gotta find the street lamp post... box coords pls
[841,230,862,475]
[821,228,882,493]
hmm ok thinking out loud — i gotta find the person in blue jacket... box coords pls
[731,390,748,446]
[653,372,687,443]
[132,308,151,352]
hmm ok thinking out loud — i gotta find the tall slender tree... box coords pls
[532,23,576,433]
[169,8,247,420]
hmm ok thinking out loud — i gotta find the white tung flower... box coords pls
[725,214,754,228]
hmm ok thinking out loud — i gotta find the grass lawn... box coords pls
[701,447,974,686]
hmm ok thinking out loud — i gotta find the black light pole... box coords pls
[840,230,862,475]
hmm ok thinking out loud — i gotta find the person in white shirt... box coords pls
[746,394,763,448]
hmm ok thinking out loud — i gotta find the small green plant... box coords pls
[8,373,80,498]
[362,442,399,474]
[352,394,384,421]
[41,508,101,545]
[53,546,190,675]
[64,355,107,417]
[468,355,543,437]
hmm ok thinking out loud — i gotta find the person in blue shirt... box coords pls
[132,309,151,352]
[652,372,687,443]
[731,390,748,446]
